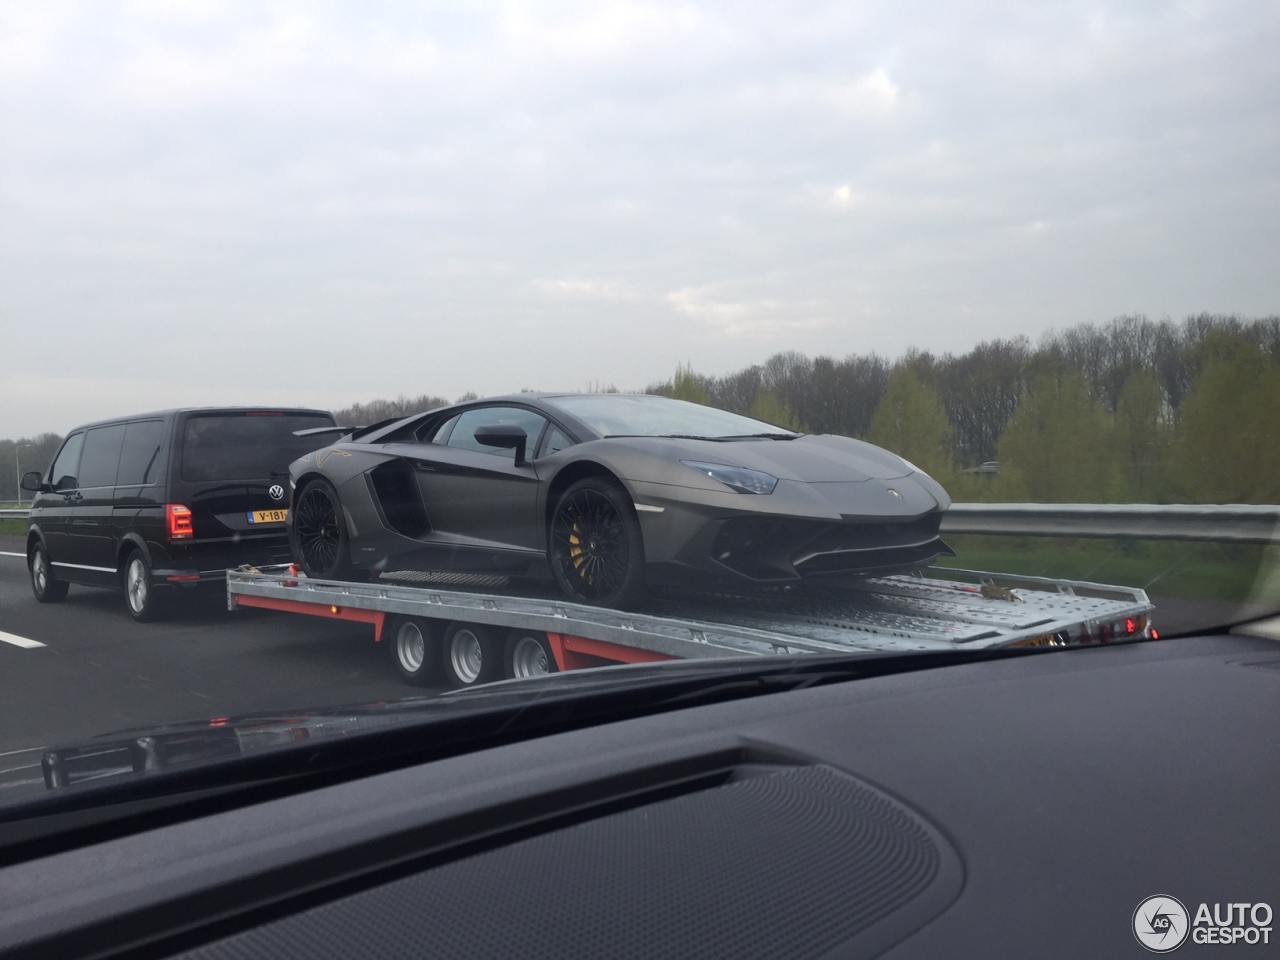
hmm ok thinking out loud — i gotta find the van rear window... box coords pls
[181,413,335,482]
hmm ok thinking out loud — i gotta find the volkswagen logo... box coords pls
[268,484,285,501]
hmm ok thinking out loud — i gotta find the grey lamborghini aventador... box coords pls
[287,394,953,607]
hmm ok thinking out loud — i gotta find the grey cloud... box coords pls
[1,1,1276,434]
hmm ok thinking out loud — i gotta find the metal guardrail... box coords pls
[942,503,1280,544]
[6,504,1279,542]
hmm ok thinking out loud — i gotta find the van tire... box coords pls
[123,550,166,622]
[30,542,69,603]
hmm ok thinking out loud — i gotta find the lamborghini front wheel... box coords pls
[550,477,646,608]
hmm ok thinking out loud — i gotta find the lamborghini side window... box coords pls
[419,417,456,444]
[539,426,575,458]
[446,407,548,460]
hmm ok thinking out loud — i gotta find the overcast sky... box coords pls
[1,0,1277,437]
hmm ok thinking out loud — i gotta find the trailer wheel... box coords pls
[505,630,557,680]
[442,622,501,688]
[389,616,441,686]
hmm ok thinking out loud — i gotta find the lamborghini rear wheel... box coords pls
[550,477,645,608]
[291,479,352,580]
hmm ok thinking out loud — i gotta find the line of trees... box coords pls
[2,313,1275,505]
[648,314,1280,504]
[0,435,64,504]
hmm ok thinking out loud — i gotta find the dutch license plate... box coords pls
[248,509,289,524]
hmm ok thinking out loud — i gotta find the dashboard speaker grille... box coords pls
[174,764,961,960]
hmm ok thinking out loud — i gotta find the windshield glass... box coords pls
[546,395,795,439]
[0,2,1275,805]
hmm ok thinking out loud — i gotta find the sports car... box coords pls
[286,394,953,607]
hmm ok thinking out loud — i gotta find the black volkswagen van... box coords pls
[22,407,336,621]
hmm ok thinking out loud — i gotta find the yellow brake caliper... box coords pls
[568,521,593,585]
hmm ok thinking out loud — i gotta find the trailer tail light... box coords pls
[167,504,194,540]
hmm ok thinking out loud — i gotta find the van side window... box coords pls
[78,425,128,489]
[49,433,86,492]
[117,420,166,485]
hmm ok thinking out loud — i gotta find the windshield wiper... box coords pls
[715,433,801,440]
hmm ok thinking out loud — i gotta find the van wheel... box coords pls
[291,479,353,580]
[389,617,441,686]
[442,622,501,688]
[29,543,69,603]
[123,551,165,622]
[505,630,557,679]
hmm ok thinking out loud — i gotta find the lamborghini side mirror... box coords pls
[474,425,528,466]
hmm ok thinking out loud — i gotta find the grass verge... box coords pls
[936,534,1273,603]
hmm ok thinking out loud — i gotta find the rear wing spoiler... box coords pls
[293,425,364,438]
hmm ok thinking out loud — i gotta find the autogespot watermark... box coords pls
[1133,896,1273,952]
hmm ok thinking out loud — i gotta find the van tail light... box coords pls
[167,504,194,541]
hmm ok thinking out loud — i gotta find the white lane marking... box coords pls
[0,631,45,649]
[0,551,26,558]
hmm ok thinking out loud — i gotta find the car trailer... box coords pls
[226,566,1156,689]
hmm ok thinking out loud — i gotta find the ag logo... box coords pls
[268,484,285,501]
[1134,895,1190,952]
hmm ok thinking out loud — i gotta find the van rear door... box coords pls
[172,411,336,544]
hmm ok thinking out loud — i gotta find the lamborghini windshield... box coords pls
[547,395,797,440]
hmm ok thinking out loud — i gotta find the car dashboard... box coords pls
[0,633,1276,959]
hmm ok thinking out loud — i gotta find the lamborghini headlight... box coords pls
[681,461,778,495]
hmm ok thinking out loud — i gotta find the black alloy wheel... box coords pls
[29,542,69,603]
[291,480,352,580]
[550,477,646,608]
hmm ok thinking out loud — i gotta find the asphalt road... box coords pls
[1,534,1271,758]
[0,536,437,754]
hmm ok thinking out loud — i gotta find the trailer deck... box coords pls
[227,566,1155,682]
